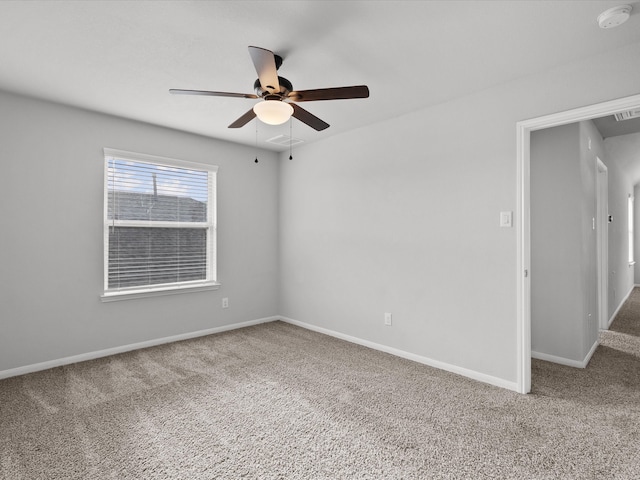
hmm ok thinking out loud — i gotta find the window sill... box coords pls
[629,262,636,266]
[101,282,221,302]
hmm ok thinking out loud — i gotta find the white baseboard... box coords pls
[279,317,519,393]
[532,339,599,368]
[583,338,600,365]
[1,314,526,393]
[0,316,279,380]
[608,285,635,328]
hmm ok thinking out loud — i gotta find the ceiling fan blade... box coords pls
[287,85,369,102]
[228,108,257,128]
[248,46,280,94]
[291,104,329,131]
[170,89,257,99]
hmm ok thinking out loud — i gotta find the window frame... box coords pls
[101,148,219,302]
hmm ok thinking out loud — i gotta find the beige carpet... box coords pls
[1,296,639,479]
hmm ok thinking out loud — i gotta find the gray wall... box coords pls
[2,39,640,389]
[278,42,640,385]
[603,132,640,287]
[530,123,587,362]
[505,119,634,366]
[578,120,601,357]
[602,133,637,309]
[521,120,606,364]
[0,91,280,372]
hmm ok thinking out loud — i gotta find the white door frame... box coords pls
[596,157,609,330]
[516,92,640,394]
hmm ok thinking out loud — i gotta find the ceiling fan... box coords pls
[169,46,369,131]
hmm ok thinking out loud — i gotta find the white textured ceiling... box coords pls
[1,0,639,151]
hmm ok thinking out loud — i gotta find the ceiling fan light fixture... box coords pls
[253,100,293,125]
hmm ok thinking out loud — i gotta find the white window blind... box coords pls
[103,148,218,299]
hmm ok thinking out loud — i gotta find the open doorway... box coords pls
[516,92,640,394]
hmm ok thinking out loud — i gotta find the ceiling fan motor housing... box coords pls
[254,76,293,98]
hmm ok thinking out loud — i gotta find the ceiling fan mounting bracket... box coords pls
[263,94,284,102]
[273,54,283,70]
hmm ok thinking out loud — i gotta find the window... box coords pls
[102,148,218,301]
[629,194,635,265]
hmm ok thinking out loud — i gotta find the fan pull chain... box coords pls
[254,119,259,163]
[289,118,293,160]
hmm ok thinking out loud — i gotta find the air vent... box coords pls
[266,134,304,146]
[614,110,640,121]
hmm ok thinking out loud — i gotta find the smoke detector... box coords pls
[597,5,632,28]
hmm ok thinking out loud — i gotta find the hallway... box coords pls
[532,287,640,402]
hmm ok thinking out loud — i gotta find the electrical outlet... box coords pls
[222,297,229,309]
[384,312,392,326]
